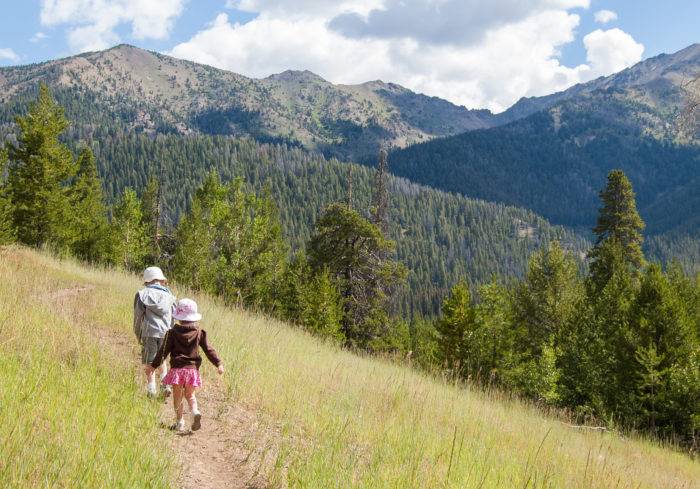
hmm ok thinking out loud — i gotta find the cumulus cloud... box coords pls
[329,0,590,46]
[0,48,20,63]
[228,0,380,17]
[170,1,644,112]
[582,28,644,78]
[594,9,618,24]
[39,0,186,52]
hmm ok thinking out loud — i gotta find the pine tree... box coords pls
[629,264,699,437]
[110,188,148,270]
[170,195,216,292]
[171,171,227,295]
[514,241,581,355]
[434,282,475,375]
[298,268,344,342]
[0,149,15,244]
[577,241,638,419]
[589,170,645,290]
[6,83,77,249]
[171,172,287,310]
[278,252,309,323]
[308,202,405,349]
[565,171,648,420]
[371,148,389,235]
[634,344,666,432]
[345,164,354,210]
[70,147,111,261]
[140,176,162,263]
[472,280,515,381]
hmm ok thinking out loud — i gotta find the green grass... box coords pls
[0,248,171,488]
[3,247,699,488]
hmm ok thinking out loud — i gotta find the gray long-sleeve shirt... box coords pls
[133,284,176,340]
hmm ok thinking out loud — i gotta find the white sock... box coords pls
[189,398,200,415]
[147,380,157,394]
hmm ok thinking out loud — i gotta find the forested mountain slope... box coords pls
[1,43,697,282]
[0,44,591,316]
[91,133,587,316]
[389,44,700,271]
[390,100,700,233]
[0,44,496,161]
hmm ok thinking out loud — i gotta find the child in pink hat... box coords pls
[148,298,224,432]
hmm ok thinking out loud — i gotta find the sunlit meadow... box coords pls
[2,247,698,488]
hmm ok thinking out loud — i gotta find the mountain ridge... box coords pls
[499,42,700,127]
[0,43,499,160]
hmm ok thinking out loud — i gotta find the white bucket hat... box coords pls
[173,298,202,322]
[143,266,167,283]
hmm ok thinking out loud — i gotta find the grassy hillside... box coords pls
[0,248,171,487]
[4,246,698,488]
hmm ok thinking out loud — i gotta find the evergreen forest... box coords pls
[2,85,699,450]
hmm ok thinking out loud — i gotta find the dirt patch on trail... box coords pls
[45,285,95,301]
[43,285,282,489]
[169,382,279,489]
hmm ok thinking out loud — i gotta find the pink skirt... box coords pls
[162,367,202,387]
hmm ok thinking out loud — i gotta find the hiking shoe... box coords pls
[169,418,187,432]
[191,412,202,431]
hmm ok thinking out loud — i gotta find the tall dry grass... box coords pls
[0,247,171,488]
[3,247,699,488]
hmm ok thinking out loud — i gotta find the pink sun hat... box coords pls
[172,298,202,322]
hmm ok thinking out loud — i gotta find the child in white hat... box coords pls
[148,298,224,432]
[133,266,176,397]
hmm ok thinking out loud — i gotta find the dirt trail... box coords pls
[167,377,274,489]
[43,285,279,489]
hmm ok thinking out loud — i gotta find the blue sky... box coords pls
[561,0,700,65]
[1,1,697,111]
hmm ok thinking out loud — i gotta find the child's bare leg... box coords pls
[172,384,185,422]
[157,364,171,396]
[144,365,157,396]
[185,384,201,430]
[184,384,198,414]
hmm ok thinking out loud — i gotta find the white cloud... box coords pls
[229,0,381,16]
[594,9,617,24]
[39,0,186,52]
[582,28,644,78]
[30,32,48,43]
[0,48,20,63]
[329,0,590,46]
[170,1,644,112]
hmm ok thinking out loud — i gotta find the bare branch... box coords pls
[677,74,700,140]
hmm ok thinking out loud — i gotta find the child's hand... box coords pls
[145,365,155,376]
[217,364,225,375]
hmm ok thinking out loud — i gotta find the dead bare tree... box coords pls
[678,74,700,141]
[371,147,390,235]
[346,164,354,210]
